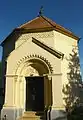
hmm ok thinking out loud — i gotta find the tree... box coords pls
[62,48,83,120]
[0,61,1,89]
[0,61,4,113]
[0,61,1,77]
[0,61,2,118]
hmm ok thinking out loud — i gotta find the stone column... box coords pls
[13,76,18,106]
[15,76,26,117]
[44,75,49,107]
[44,75,52,110]
[23,77,26,111]
[48,76,52,106]
[19,76,26,111]
[15,77,20,108]
[19,76,24,108]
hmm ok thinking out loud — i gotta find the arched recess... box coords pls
[14,55,53,76]
[14,55,53,110]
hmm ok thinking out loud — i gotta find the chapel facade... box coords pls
[1,14,79,120]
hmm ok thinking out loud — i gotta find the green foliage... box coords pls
[0,61,1,71]
[0,61,1,82]
[62,48,83,120]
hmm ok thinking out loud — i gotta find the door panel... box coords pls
[26,77,44,111]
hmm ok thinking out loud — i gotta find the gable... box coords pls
[9,36,64,60]
[15,31,54,48]
[6,37,62,74]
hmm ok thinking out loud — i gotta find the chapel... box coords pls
[1,12,79,120]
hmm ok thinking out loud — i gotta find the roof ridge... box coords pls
[42,16,73,34]
[41,16,56,28]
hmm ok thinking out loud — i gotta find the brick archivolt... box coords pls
[14,54,53,77]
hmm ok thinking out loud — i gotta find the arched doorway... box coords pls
[15,55,53,111]
[24,58,50,111]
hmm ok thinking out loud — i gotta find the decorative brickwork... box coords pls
[15,31,54,48]
[14,54,53,75]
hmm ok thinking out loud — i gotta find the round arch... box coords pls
[14,54,53,109]
[14,54,53,76]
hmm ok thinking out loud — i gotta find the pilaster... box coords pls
[51,73,64,109]
[4,75,17,107]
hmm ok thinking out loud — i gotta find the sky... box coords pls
[0,0,83,75]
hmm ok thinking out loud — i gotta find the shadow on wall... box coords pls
[0,61,5,113]
[0,61,7,114]
[53,116,67,120]
[62,48,83,120]
[51,110,67,120]
[0,30,22,112]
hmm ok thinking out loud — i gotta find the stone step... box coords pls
[19,117,40,120]
[18,111,45,120]
[23,111,44,116]
[23,111,37,117]
[19,116,40,120]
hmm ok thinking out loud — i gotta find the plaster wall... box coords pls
[15,31,54,49]
[4,30,78,109]
[6,36,61,75]
[53,30,78,84]
[4,31,62,110]
[1,30,78,120]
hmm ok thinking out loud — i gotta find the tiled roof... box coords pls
[1,15,79,46]
[17,15,79,40]
[18,16,56,29]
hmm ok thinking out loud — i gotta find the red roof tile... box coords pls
[18,16,79,40]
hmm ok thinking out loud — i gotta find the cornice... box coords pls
[32,37,64,59]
